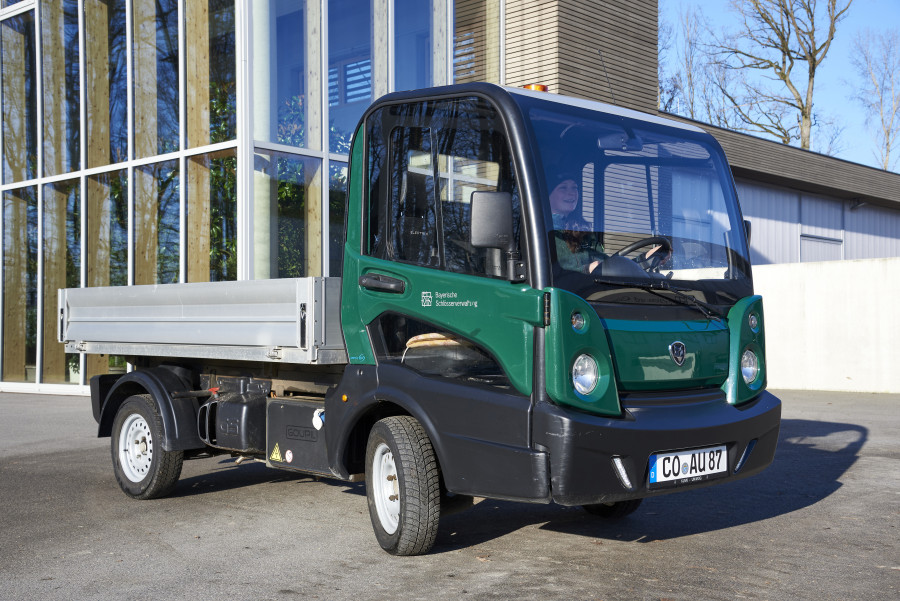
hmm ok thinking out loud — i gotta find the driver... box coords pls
[549,171,605,274]
[548,169,671,276]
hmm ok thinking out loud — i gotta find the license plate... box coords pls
[649,445,728,487]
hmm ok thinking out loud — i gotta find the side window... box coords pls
[365,97,520,278]
[434,130,508,276]
[371,313,511,388]
[390,127,440,267]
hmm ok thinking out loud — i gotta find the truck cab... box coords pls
[335,83,779,547]
[64,83,780,557]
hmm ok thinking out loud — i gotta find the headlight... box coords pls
[571,312,586,332]
[572,354,599,395]
[748,313,759,332]
[741,349,759,384]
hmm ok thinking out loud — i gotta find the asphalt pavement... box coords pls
[0,389,897,601]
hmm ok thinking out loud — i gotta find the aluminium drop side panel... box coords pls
[58,278,348,364]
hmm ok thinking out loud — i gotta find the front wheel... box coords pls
[365,416,441,556]
[111,394,183,499]
[582,498,643,519]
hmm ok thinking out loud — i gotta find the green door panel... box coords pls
[600,316,730,391]
[343,255,544,396]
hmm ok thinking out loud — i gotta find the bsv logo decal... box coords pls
[421,291,433,307]
[669,341,686,366]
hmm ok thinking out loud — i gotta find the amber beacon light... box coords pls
[522,83,548,92]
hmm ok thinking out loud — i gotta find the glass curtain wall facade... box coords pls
[0,0,502,391]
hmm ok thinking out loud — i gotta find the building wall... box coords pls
[505,0,658,113]
[737,179,900,265]
[753,258,900,393]
[505,0,560,92]
[557,0,657,113]
[0,0,486,392]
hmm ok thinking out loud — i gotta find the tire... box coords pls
[110,394,184,500]
[365,416,441,556]
[582,498,643,519]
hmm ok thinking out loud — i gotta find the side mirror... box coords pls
[743,219,752,244]
[470,191,525,281]
[470,191,514,253]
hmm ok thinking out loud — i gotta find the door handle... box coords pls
[359,273,406,294]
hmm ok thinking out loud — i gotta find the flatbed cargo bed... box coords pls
[58,278,347,364]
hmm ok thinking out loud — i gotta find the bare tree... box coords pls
[711,0,852,150]
[657,10,680,112]
[676,6,706,120]
[850,29,900,171]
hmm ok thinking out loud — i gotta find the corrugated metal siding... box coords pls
[801,193,843,240]
[735,180,800,265]
[845,203,900,260]
[737,178,900,264]
[800,237,842,262]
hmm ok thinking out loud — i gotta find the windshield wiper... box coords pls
[592,277,726,320]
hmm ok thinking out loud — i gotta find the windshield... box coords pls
[518,96,752,307]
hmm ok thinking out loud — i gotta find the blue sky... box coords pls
[660,0,900,171]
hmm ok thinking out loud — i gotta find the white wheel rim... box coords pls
[372,442,400,534]
[119,413,153,483]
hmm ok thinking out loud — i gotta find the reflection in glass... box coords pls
[42,0,81,176]
[253,151,320,278]
[133,0,179,158]
[328,0,371,153]
[329,161,348,277]
[395,0,433,91]
[87,170,129,288]
[85,0,128,167]
[187,150,237,282]
[134,161,180,284]
[186,0,236,148]
[453,0,500,84]
[42,180,81,384]
[253,0,322,150]
[1,11,37,183]
[2,186,37,382]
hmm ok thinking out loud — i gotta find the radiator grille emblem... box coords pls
[669,341,686,366]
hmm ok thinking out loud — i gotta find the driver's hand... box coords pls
[643,245,671,263]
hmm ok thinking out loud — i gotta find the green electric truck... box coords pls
[59,83,781,556]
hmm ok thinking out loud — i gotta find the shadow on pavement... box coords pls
[433,418,866,551]
[166,417,865,552]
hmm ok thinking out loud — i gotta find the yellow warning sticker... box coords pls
[269,443,283,462]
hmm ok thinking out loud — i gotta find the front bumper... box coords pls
[533,389,781,505]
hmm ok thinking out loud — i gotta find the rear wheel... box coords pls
[582,498,643,519]
[365,416,441,556]
[111,395,183,499]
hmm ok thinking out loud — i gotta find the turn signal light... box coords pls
[522,83,548,92]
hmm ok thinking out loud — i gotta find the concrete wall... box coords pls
[752,258,900,393]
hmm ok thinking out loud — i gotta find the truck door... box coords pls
[340,95,547,500]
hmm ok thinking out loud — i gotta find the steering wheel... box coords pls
[612,236,673,272]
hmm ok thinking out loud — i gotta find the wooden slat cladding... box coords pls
[664,114,900,209]
[505,0,560,92]
[455,0,501,84]
[505,0,657,113]
[557,0,657,113]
